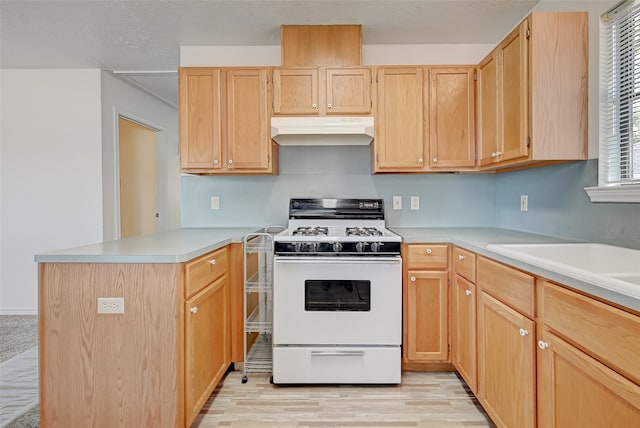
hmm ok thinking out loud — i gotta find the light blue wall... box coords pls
[496,160,640,249]
[181,146,499,228]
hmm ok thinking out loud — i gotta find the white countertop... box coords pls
[35,226,640,312]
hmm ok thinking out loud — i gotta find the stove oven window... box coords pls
[304,280,371,311]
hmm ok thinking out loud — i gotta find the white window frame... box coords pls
[586,0,640,202]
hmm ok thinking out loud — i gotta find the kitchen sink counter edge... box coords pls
[34,227,266,264]
[391,227,640,313]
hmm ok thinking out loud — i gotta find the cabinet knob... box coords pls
[190,307,198,314]
[312,103,317,109]
[213,159,219,165]
[465,289,472,296]
[519,328,529,337]
[426,249,432,255]
[410,276,416,282]
[538,340,549,350]
[228,159,233,164]
[418,158,423,164]
[432,157,438,163]
[491,152,497,158]
[209,259,216,265]
[458,255,465,261]
[327,103,332,109]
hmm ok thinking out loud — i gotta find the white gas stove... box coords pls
[272,198,402,385]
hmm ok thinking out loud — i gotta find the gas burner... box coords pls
[292,226,329,236]
[346,227,383,237]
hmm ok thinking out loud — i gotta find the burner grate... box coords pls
[292,226,329,236]
[345,227,383,237]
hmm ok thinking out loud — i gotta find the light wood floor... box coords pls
[192,370,493,427]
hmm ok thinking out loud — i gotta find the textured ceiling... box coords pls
[0,0,542,106]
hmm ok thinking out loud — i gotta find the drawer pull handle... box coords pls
[538,340,549,350]
[311,350,364,357]
[312,103,317,109]
[519,328,529,337]
[458,255,465,261]
[426,249,432,255]
[209,259,216,265]
[465,289,472,296]
[410,276,416,282]
[190,307,198,314]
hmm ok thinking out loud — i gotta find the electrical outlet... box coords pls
[392,196,402,210]
[97,297,124,314]
[210,196,220,210]
[410,196,420,211]
[520,195,528,212]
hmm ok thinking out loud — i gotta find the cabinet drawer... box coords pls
[477,256,534,317]
[452,246,476,282]
[540,281,640,385]
[185,247,228,298]
[405,244,448,269]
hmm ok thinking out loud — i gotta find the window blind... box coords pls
[601,0,640,186]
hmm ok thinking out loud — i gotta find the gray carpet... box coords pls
[0,316,39,428]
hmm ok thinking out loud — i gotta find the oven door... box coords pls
[273,256,402,345]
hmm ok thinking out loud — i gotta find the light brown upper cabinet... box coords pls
[179,67,277,174]
[272,67,372,116]
[477,12,588,170]
[428,67,476,169]
[373,67,426,172]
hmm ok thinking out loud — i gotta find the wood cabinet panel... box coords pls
[405,244,448,269]
[326,68,371,114]
[452,246,476,283]
[428,67,476,168]
[477,256,534,318]
[179,68,222,169]
[477,51,499,167]
[478,291,536,428]
[281,25,362,67]
[405,270,449,362]
[272,68,319,115]
[185,274,230,426]
[225,68,271,171]
[451,275,477,393]
[373,67,425,171]
[537,328,640,428]
[540,280,640,385]
[185,246,228,298]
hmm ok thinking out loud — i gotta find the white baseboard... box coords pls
[0,309,38,315]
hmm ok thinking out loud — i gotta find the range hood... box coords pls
[271,116,374,146]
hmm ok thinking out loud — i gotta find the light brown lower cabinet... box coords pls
[185,274,230,426]
[451,274,477,393]
[477,291,536,428]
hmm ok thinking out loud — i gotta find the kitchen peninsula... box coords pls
[36,227,640,427]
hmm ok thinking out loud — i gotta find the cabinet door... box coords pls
[185,275,230,426]
[499,19,529,163]
[272,68,319,115]
[373,67,425,171]
[325,68,372,114]
[478,292,535,428]
[477,51,499,167]
[179,68,222,169]
[225,68,271,171]
[404,270,449,362]
[428,67,476,168]
[451,275,477,393]
[537,329,640,428]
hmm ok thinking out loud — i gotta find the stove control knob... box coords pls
[355,242,367,253]
[332,242,343,253]
[370,242,382,253]
[308,242,318,253]
[294,242,302,253]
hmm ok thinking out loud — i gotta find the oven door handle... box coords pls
[274,257,401,264]
[310,350,366,357]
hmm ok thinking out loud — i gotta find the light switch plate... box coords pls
[410,196,420,210]
[392,196,402,210]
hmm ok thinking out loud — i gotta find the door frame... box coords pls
[112,107,166,239]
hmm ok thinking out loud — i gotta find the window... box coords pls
[586,0,640,202]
